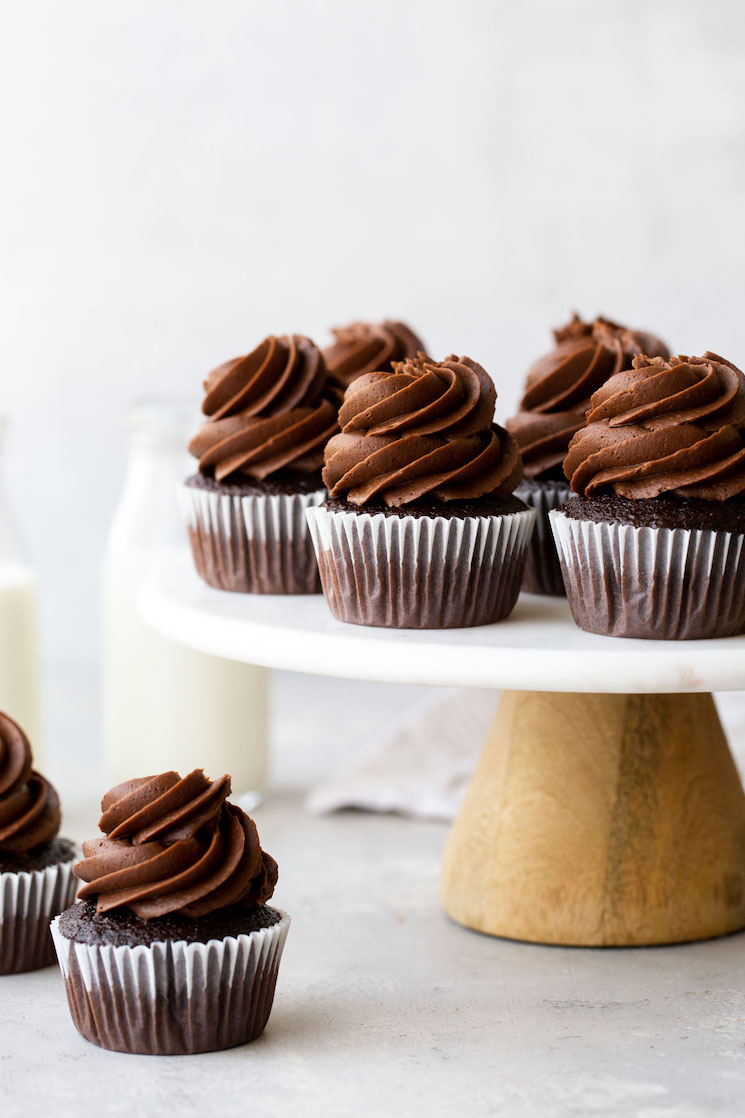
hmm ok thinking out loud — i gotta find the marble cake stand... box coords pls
[141,552,745,948]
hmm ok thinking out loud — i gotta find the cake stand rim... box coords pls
[139,551,745,693]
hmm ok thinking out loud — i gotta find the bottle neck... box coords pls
[106,443,194,562]
[0,439,31,567]
[105,398,198,564]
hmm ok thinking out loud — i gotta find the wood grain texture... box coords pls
[442,691,745,946]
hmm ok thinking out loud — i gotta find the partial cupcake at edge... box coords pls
[51,767,289,1055]
[323,319,426,395]
[184,334,338,594]
[550,350,745,640]
[506,313,669,595]
[0,712,77,974]
[183,322,426,595]
[307,352,535,628]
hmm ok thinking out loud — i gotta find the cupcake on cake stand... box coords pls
[141,563,745,948]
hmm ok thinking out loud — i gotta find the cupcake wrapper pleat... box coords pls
[51,910,291,1055]
[1,861,77,975]
[305,505,536,629]
[550,510,745,640]
[515,481,572,596]
[180,484,325,594]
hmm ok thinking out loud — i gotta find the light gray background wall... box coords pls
[1,0,744,670]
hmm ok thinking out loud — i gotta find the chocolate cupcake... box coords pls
[550,351,745,640]
[306,354,535,628]
[323,319,426,393]
[506,314,669,595]
[183,335,338,593]
[0,713,76,974]
[51,769,289,1055]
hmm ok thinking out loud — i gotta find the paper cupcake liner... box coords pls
[305,505,536,629]
[550,509,745,640]
[180,483,325,594]
[1,859,77,975]
[51,908,291,1055]
[515,480,572,596]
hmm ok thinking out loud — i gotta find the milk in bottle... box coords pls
[102,400,269,803]
[0,418,41,750]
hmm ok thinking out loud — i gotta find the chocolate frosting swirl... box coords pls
[507,314,670,479]
[0,712,61,854]
[564,352,745,500]
[74,770,278,919]
[323,320,426,390]
[323,354,522,506]
[189,335,338,482]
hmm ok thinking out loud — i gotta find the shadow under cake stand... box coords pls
[141,553,745,948]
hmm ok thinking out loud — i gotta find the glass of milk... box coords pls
[102,399,269,806]
[0,417,41,751]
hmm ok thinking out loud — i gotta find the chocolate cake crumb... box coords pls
[59,900,282,947]
[0,836,76,874]
[562,494,745,533]
[519,469,568,489]
[186,470,324,497]
[323,494,528,520]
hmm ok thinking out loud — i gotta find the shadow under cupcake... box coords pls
[52,768,289,1055]
[506,313,669,595]
[551,351,745,640]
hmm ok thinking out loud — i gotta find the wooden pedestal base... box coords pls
[442,691,745,946]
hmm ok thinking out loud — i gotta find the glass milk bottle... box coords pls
[0,418,41,750]
[102,399,269,805]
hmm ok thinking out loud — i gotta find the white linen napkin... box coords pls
[307,689,745,823]
[306,688,497,821]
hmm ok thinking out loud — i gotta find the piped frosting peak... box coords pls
[189,335,338,482]
[74,770,278,919]
[0,712,61,854]
[564,351,745,500]
[323,353,522,506]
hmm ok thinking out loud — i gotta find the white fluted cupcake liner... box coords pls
[305,504,536,628]
[181,482,325,594]
[515,480,572,596]
[550,509,745,640]
[51,908,291,1055]
[1,859,77,974]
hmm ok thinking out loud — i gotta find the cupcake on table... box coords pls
[551,351,745,640]
[506,314,669,595]
[307,352,535,628]
[52,768,289,1055]
[184,335,338,594]
[0,712,76,974]
[323,319,426,394]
